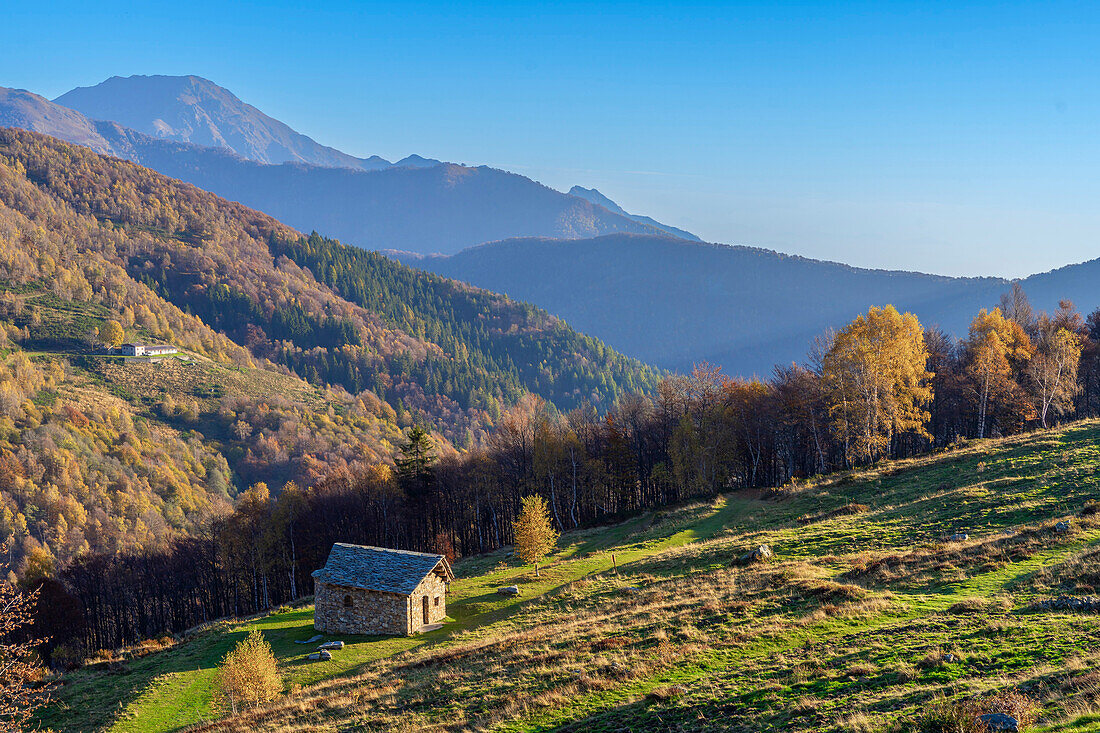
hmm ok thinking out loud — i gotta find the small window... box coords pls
[343,594,353,608]
[434,596,440,607]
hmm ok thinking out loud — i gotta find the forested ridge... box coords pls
[0,128,657,655]
[270,234,657,412]
[0,129,654,439]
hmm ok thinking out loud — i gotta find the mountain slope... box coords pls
[569,185,701,241]
[1,87,669,253]
[55,74,415,170]
[126,146,671,253]
[0,86,117,155]
[390,235,1015,374]
[0,127,660,574]
[0,127,656,419]
[0,132,411,574]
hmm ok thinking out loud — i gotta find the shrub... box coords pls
[918,696,983,733]
[948,597,1002,614]
[982,689,1038,729]
[215,628,282,714]
[917,690,1037,732]
[49,642,86,671]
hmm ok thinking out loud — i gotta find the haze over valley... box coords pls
[5,75,1100,378]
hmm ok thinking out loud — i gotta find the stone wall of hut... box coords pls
[313,582,410,635]
[408,573,448,631]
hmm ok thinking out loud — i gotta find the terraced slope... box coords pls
[44,421,1100,732]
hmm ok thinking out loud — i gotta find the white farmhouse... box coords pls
[120,343,178,357]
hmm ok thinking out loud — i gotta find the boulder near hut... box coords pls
[312,543,454,635]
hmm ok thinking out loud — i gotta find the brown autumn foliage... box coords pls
[0,582,49,730]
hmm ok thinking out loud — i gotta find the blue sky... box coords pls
[6,1,1100,277]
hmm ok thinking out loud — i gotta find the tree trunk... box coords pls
[548,472,563,530]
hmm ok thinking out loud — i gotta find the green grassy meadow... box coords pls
[42,421,1100,732]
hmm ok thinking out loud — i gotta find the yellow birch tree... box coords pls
[965,308,1033,438]
[823,305,933,463]
[99,319,125,348]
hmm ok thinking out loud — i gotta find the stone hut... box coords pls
[312,543,454,636]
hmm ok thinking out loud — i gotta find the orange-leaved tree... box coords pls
[964,307,1033,438]
[0,582,49,731]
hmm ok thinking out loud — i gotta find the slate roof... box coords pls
[311,543,454,596]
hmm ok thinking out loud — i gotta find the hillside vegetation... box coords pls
[42,421,1100,732]
[0,287,406,576]
[0,127,657,575]
[0,128,655,435]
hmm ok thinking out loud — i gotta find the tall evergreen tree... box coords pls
[395,425,436,493]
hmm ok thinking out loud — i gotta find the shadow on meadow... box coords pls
[39,625,255,732]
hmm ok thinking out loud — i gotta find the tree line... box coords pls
[37,288,1100,659]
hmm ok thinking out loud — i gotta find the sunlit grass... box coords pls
[41,420,1100,733]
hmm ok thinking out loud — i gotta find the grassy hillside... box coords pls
[42,420,1100,732]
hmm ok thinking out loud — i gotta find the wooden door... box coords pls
[422,595,429,625]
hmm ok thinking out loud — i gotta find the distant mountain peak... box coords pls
[395,153,442,168]
[568,185,701,241]
[2,81,694,254]
[54,74,436,171]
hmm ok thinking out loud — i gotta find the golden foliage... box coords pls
[99,319,125,348]
[216,628,282,715]
[823,305,932,462]
[512,494,559,576]
[0,582,49,730]
[965,307,1034,438]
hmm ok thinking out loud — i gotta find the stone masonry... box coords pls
[313,583,411,635]
[410,572,448,629]
[312,543,454,636]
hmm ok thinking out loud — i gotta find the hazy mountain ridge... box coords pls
[1,82,672,253]
[387,234,1055,375]
[135,154,671,254]
[568,185,701,241]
